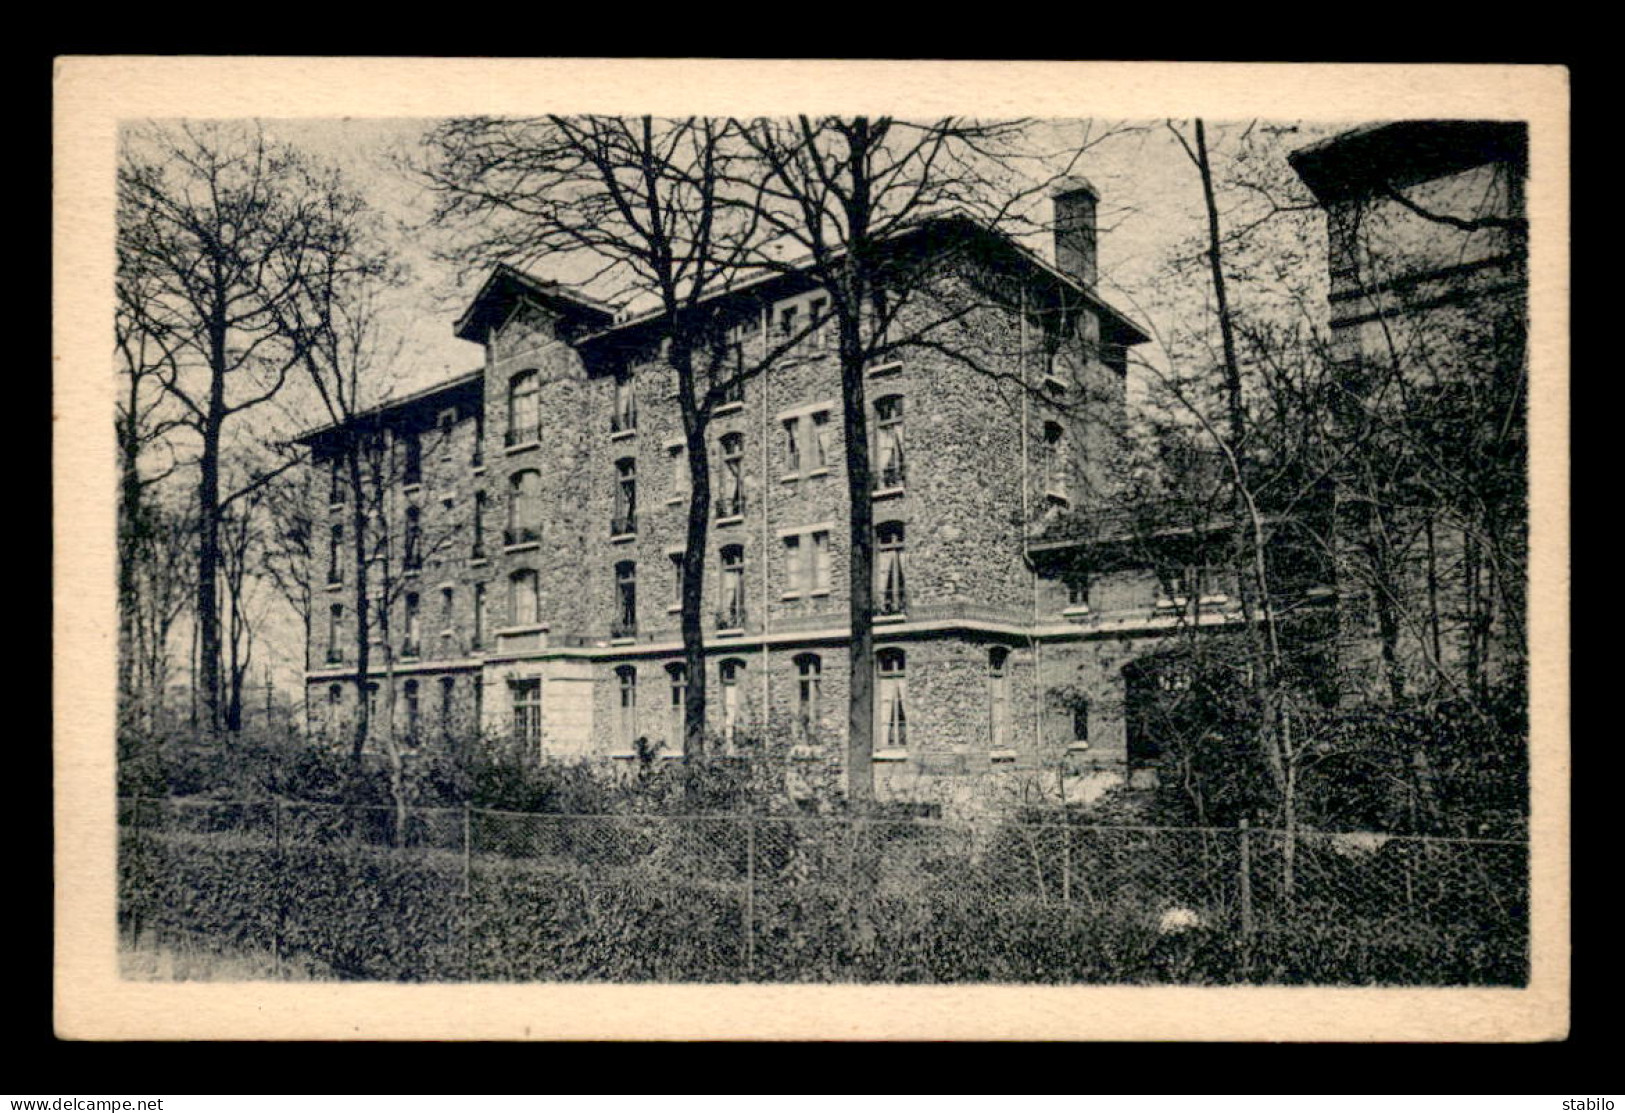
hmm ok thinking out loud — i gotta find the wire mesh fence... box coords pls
[119,797,1528,985]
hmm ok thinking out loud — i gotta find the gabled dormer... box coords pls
[454,264,618,357]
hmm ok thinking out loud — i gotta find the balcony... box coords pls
[610,512,637,539]
[715,492,746,521]
[715,601,747,632]
[872,461,906,495]
[503,525,541,548]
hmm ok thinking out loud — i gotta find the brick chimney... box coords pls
[1052,177,1099,289]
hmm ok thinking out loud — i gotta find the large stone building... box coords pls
[301,122,1527,804]
[299,184,1270,799]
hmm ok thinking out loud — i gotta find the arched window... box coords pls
[876,522,906,616]
[326,684,343,737]
[666,663,686,748]
[874,394,905,491]
[507,469,541,546]
[876,648,908,751]
[719,658,746,745]
[510,568,539,627]
[506,369,539,445]
[613,457,637,536]
[719,545,745,629]
[988,647,1011,751]
[794,653,822,740]
[614,560,637,637]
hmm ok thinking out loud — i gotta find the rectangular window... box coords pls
[403,593,421,658]
[511,678,542,748]
[783,534,803,595]
[876,522,906,616]
[811,410,832,470]
[327,604,343,664]
[473,491,488,558]
[719,547,745,629]
[613,458,637,537]
[874,395,905,492]
[614,561,637,637]
[988,648,1011,751]
[877,651,908,750]
[473,583,487,649]
[668,665,686,749]
[718,433,744,519]
[612,371,637,434]
[796,654,822,740]
[402,431,422,487]
[329,457,345,505]
[668,443,688,502]
[617,667,638,750]
[404,506,422,570]
[783,419,801,475]
[810,530,831,592]
[670,552,685,609]
[327,523,344,586]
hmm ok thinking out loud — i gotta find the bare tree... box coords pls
[117,121,384,737]
[730,115,1079,804]
[417,115,825,765]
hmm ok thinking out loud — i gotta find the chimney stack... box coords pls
[1052,177,1099,289]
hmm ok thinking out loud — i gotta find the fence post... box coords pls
[743,813,756,978]
[1060,814,1072,905]
[1238,818,1253,936]
[273,798,284,980]
[462,804,474,980]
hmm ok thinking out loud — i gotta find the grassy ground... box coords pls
[119,931,333,982]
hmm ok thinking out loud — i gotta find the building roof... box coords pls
[464,211,1150,352]
[1289,121,1528,205]
[293,368,485,445]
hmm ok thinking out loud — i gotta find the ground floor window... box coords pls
[877,648,907,750]
[511,678,542,748]
[616,665,637,750]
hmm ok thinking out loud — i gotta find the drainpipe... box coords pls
[1019,286,1044,774]
[759,302,771,735]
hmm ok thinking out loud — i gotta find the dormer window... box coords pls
[506,369,539,447]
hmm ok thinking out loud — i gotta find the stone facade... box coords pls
[304,201,1312,807]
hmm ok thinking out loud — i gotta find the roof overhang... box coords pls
[453,263,618,345]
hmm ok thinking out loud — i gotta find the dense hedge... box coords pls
[121,821,1526,985]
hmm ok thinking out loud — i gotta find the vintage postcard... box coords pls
[53,57,1569,1040]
